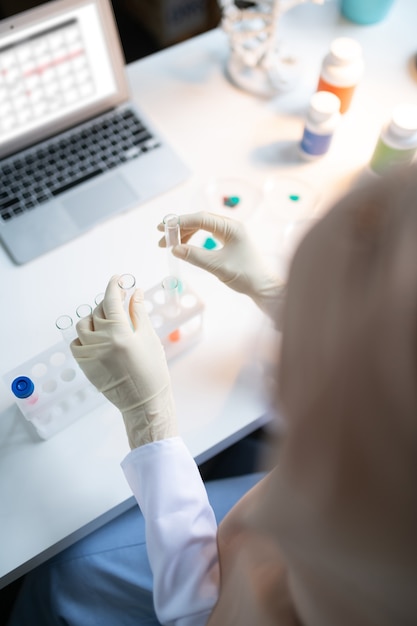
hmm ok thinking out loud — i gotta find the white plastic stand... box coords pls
[146,281,204,360]
[3,342,104,440]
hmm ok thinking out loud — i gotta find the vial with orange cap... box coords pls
[317,37,364,114]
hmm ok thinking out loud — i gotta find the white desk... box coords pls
[1,0,416,588]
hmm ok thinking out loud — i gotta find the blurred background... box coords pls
[0,0,222,63]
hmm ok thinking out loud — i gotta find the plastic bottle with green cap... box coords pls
[369,104,417,175]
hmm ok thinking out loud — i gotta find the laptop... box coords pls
[0,0,190,264]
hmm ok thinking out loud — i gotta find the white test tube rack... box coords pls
[146,279,204,360]
[3,342,105,440]
[3,278,204,440]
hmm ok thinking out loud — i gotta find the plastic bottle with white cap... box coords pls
[317,37,364,114]
[369,104,417,175]
[300,91,341,159]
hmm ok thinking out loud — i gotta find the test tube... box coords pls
[162,275,182,343]
[76,304,93,319]
[55,314,76,343]
[94,293,105,306]
[163,213,182,283]
[118,273,136,312]
[162,275,180,318]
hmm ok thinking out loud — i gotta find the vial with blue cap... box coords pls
[11,376,39,406]
[300,91,341,159]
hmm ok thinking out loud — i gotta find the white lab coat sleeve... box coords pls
[121,436,219,626]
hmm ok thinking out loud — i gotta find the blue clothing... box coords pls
[8,472,264,626]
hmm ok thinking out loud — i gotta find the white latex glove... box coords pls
[70,275,178,449]
[158,211,285,325]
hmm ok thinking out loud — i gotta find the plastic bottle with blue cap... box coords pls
[11,376,39,407]
[300,91,341,159]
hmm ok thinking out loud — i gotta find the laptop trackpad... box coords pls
[62,175,138,229]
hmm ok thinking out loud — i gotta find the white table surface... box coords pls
[1,0,416,588]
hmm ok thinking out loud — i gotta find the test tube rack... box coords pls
[3,341,105,440]
[3,281,204,440]
[145,281,204,360]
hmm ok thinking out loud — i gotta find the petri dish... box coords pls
[200,177,263,220]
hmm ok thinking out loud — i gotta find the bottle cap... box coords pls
[391,104,417,137]
[11,376,35,399]
[309,91,341,123]
[330,37,362,65]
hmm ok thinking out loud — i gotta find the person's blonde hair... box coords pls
[270,164,417,625]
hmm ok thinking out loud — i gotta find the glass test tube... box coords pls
[94,293,105,306]
[55,314,76,343]
[118,274,136,312]
[76,304,93,319]
[162,275,181,342]
[162,275,180,317]
[163,213,181,283]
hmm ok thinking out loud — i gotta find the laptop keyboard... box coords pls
[0,108,161,222]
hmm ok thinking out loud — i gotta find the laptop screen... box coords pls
[0,0,128,158]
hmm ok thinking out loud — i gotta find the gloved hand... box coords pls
[70,275,178,449]
[158,211,285,325]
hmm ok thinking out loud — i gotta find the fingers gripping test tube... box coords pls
[163,214,182,283]
[118,274,136,312]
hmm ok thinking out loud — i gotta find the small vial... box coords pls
[162,276,181,342]
[369,104,417,175]
[163,213,182,283]
[11,376,39,407]
[300,91,341,159]
[163,213,181,247]
[118,274,136,312]
[317,37,364,114]
[55,314,76,343]
[76,304,93,319]
[162,275,180,318]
